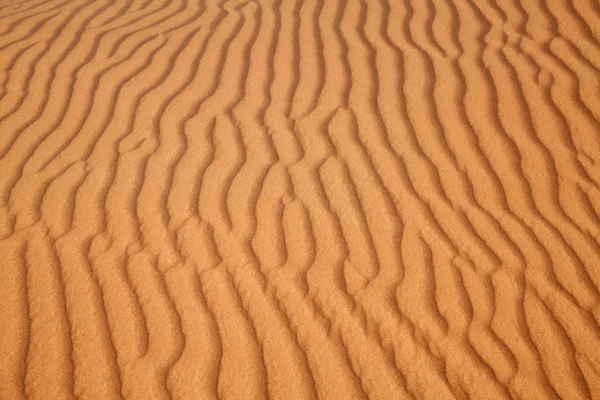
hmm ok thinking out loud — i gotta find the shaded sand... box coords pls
[1,0,600,398]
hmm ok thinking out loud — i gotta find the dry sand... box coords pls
[1,0,600,398]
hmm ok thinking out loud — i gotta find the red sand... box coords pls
[1,0,600,398]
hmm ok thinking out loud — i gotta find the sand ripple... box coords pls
[1,0,600,398]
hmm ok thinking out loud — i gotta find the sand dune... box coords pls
[1,0,600,398]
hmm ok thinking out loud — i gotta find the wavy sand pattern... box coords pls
[1,0,600,398]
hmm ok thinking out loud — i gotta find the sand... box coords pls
[0,0,600,398]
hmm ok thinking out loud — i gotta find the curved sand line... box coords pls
[1,0,600,398]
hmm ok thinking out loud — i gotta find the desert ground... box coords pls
[1,0,600,398]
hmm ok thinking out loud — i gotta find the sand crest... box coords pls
[1,0,600,398]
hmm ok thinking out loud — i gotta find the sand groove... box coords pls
[1,0,600,399]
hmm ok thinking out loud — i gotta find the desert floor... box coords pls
[1,0,600,399]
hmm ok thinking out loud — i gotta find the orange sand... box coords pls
[1,0,600,398]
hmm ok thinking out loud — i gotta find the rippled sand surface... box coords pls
[1,0,600,398]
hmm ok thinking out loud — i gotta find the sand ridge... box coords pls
[0,0,600,398]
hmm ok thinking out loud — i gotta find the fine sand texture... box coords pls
[1,0,600,399]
